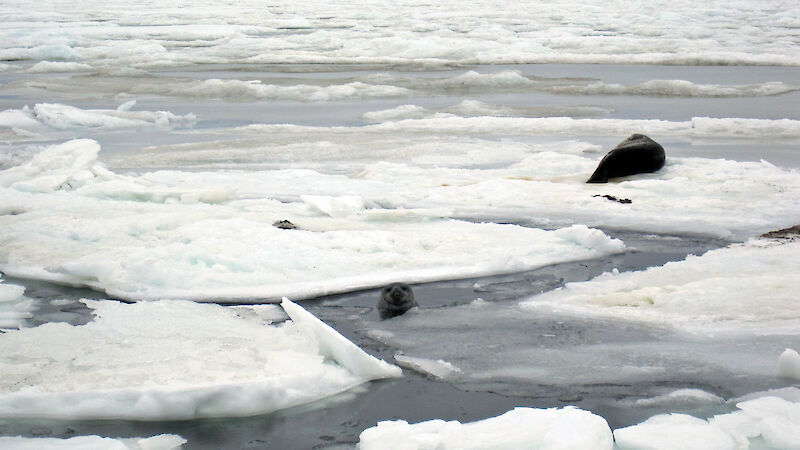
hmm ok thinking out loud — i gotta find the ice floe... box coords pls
[0,103,195,135]
[778,349,800,381]
[0,139,630,301]
[0,434,186,450]
[23,70,798,104]
[393,354,462,380]
[0,277,33,329]
[521,239,800,334]
[617,389,800,450]
[0,298,399,420]
[1,0,798,67]
[619,389,726,408]
[358,406,613,450]
[615,413,737,450]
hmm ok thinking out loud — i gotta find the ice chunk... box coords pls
[736,396,800,449]
[0,277,34,329]
[393,354,461,379]
[0,299,399,420]
[358,406,613,450]
[624,389,725,408]
[522,240,800,334]
[362,105,430,123]
[614,414,736,450]
[0,139,100,192]
[0,103,194,134]
[0,434,186,450]
[26,61,93,73]
[31,103,195,131]
[778,349,800,380]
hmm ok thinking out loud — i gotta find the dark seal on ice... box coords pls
[378,283,418,320]
[587,134,665,183]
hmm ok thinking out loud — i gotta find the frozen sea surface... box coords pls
[3,0,800,448]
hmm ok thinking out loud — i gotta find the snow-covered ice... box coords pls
[358,406,613,450]
[0,139,630,301]
[0,298,399,420]
[615,413,737,450]
[616,388,800,450]
[0,277,34,329]
[521,239,800,334]
[0,102,195,135]
[0,434,186,450]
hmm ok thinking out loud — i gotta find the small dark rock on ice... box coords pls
[272,220,298,230]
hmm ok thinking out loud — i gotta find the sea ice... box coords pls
[614,414,736,450]
[0,299,399,420]
[0,103,195,133]
[614,388,800,450]
[1,0,798,67]
[0,140,628,301]
[521,239,800,334]
[0,434,186,450]
[0,277,34,329]
[358,406,613,450]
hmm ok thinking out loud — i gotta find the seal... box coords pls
[587,134,665,183]
[378,283,418,320]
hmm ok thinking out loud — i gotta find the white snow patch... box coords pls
[301,194,366,217]
[0,434,186,450]
[0,299,399,420]
[358,406,613,450]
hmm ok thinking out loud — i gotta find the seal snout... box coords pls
[387,284,410,303]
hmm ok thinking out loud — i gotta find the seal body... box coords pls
[378,283,418,320]
[587,134,665,183]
